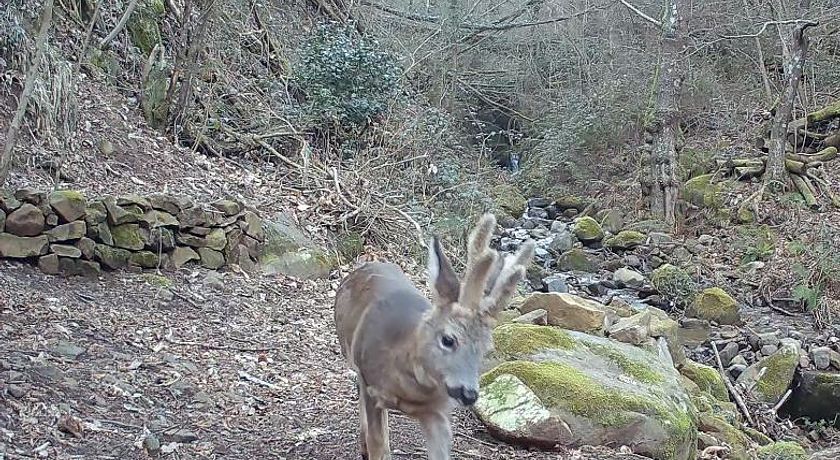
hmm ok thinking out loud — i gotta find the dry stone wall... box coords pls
[0,188,264,277]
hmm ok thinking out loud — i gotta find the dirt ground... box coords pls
[0,261,649,460]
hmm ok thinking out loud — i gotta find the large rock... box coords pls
[651,264,697,306]
[572,216,604,243]
[103,196,141,225]
[697,414,752,460]
[688,287,740,325]
[783,370,840,426]
[607,311,651,345]
[476,323,697,460]
[260,213,334,279]
[94,244,132,269]
[141,209,179,228]
[5,203,45,236]
[613,267,645,286]
[604,230,646,250]
[0,233,49,258]
[46,221,87,242]
[492,184,527,217]
[683,174,723,209]
[736,341,799,404]
[0,209,5,232]
[48,190,87,222]
[170,246,200,268]
[0,190,21,212]
[519,293,608,333]
[556,248,598,272]
[111,224,148,251]
[198,247,225,269]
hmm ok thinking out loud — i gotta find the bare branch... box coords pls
[721,19,818,39]
[618,0,661,27]
[99,0,140,48]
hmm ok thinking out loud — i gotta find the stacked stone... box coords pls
[0,188,264,277]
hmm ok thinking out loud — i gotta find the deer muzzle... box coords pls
[447,385,479,406]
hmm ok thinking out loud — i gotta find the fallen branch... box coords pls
[788,146,838,163]
[711,341,756,427]
[790,173,819,209]
[99,0,140,48]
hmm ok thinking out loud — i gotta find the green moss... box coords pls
[698,414,752,460]
[129,251,161,269]
[679,148,715,180]
[755,346,799,401]
[651,264,698,306]
[743,427,773,446]
[492,323,575,357]
[554,195,590,211]
[684,174,724,209]
[556,248,597,272]
[491,184,527,217]
[127,0,164,55]
[336,231,364,263]
[572,216,605,242]
[481,361,695,459]
[141,273,173,288]
[688,287,740,325]
[604,230,646,250]
[583,341,664,384]
[756,441,807,460]
[680,359,728,401]
[111,224,147,251]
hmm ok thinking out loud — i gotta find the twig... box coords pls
[711,341,755,427]
[771,388,792,414]
[237,370,280,390]
[99,0,140,48]
[619,0,662,27]
[721,19,819,39]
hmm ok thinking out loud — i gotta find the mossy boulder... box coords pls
[697,414,753,460]
[336,231,364,263]
[604,230,646,250]
[260,213,335,280]
[572,216,604,243]
[688,287,740,325]
[556,248,598,272]
[48,190,87,222]
[111,224,148,251]
[757,442,807,460]
[476,323,697,460]
[127,0,164,55]
[492,184,527,218]
[129,251,161,269]
[94,244,131,269]
[651,264,697,306]
[684,174,724,209]
[736,341,799,404]
[679,359,728,401]
[553,195,589,211]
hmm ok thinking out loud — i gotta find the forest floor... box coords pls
[0,261,648,460]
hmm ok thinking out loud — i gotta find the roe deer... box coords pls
[334,213,535,460]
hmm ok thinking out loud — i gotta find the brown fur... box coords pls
[333,213,535,460]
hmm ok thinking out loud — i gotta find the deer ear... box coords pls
[427,236,460,305]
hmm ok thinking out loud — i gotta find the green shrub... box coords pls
[294,22,400,127]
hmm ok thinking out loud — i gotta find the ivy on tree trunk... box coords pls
[646,0,683,227]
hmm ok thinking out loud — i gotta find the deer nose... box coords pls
[460,387,478,406]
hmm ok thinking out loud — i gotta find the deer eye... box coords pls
[440,334,457,350]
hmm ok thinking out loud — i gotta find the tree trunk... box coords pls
[646,0,683,227]
[765,22,817,189]
[0,0,55,187]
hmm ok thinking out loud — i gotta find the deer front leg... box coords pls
[419,412,452,460]
[359,381,391,460]
[356,379,368,459]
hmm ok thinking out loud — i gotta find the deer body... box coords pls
[334,214,535,460]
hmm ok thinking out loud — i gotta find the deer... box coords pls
[334,213,535,460]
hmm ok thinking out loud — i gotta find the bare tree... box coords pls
[0,0,54,186]
[765,21,817,190]
[643,0,684,227]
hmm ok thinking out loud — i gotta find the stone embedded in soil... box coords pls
[59,258,101,277]
[784,370,840,426]
[46,221,87,242]
[513,309,548,326]
[0,233,49,258]
[129,251,161,269]
[50,340,86,359]
[38,253,60,274]
[607,311,651,345]
[604,230,646,250]
[212,199,243,216]
[5,203,45,236]
[171,246,200,268]
[613,267,645,286]
[48,190,87,222]
[163,429,199,444]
